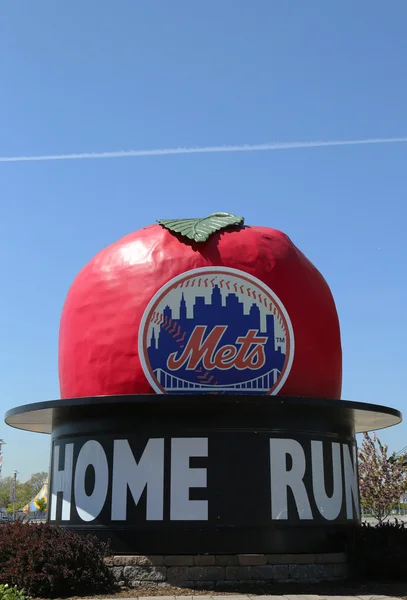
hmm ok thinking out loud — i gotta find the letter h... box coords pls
[50,443,74,521]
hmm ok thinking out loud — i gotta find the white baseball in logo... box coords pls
[139,267,294,395]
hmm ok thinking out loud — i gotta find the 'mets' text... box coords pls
[167,326,268,371]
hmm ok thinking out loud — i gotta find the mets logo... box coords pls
[139,267,294,395]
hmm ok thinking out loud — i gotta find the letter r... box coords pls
[270,438,313,520]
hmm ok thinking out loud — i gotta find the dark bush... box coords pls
[0,521,114,598]
[349,520,407,581]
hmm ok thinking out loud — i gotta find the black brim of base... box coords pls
[4,394,402,435]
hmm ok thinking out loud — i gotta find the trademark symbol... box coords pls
[276,337,285,343]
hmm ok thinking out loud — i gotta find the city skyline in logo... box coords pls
[139,268,294,395]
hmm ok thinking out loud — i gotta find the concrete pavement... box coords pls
[131,590,407,600]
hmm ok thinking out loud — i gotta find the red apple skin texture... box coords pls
[58,225,342,399]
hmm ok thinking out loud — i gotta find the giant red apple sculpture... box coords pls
[58,213,342,399]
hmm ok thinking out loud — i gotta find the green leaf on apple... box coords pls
[157,212,244,243]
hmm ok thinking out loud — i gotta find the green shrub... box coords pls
[0,585,31,600]
[0,521,114,598]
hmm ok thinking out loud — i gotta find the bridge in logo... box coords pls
[153,368,281,393]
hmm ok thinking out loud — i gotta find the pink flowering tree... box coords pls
[358,432,407,524]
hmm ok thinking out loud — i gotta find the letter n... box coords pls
[343,443,360,519]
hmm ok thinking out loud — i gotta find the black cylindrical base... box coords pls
[45,395,363,554]
[6,394,401,554]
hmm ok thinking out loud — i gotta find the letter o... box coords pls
[74,440,109,522]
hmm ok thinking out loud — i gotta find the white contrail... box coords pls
[1,136,407,163]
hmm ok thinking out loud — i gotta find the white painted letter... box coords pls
[74,440,109,522]
[311,441,343,520]
[170,438,208,521]
[51,443,74,521]
[270,438,313,520]
[111,439,164,520]
[343,443,360,519]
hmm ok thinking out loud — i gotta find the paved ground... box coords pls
[91,583,407,600]
[124,596,403,600]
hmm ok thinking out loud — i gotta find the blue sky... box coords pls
[1,0,406,480]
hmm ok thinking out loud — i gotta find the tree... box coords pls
[35,497,47,514]
[358,432,407,524]
[3,481,32,515]
[26,472,48,497]
[0,476,13,509]
[0,471,48,513]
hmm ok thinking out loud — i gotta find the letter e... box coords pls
[170,438,208,521]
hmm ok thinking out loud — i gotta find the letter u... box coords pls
[311,441,343,520]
